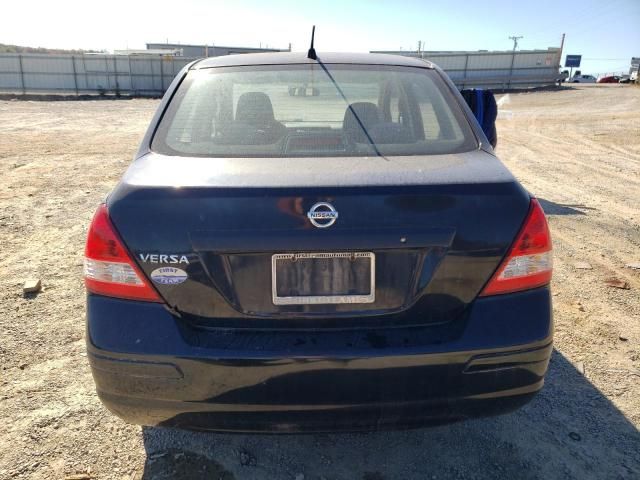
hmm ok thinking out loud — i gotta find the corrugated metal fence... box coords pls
[0,49,564,96]
[372,48,564,89]
[0,53,195,96]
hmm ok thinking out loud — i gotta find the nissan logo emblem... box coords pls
[307,202,338,228]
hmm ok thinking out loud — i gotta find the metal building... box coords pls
[145,42,290,57]
[371,48,564,89]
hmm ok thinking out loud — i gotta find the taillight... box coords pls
[84,204,162,302]
[480,198,552,296]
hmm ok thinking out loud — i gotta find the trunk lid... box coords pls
[107,151,530,328]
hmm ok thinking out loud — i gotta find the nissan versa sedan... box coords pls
[84,52,553,432]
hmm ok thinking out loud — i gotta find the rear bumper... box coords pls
[87,287,553,432]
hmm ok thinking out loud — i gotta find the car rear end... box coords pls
[85,53,553,432]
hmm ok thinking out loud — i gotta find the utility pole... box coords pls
[558,33,566,85]
[509,35,523,51]
[507,36,523,89]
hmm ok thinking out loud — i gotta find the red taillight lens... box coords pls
[84,205,162,302]
[480,198,552,296]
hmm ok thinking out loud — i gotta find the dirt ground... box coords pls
[1,84,639,480]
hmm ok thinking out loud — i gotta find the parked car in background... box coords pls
[597,75,620,84]
[618,75,632,84]
[571,74,597,83]
[84,52,554,433]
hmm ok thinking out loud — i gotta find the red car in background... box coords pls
[597,75,621,83]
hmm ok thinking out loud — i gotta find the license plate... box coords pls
[272,252,375,305]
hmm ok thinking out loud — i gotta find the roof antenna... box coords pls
[307,25,317,60]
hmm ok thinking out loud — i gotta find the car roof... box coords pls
[192,52,434,69]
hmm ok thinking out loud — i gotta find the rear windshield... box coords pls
[152,64,478,157]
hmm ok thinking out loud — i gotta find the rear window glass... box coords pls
[152,64,477,157]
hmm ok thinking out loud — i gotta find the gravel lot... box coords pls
[1,84,639,480]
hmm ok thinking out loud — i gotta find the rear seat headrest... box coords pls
[236,92,277,126]
[343,102,381,142]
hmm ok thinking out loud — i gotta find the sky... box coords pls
[2,0,638,75]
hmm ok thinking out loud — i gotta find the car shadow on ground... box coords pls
[139,351,639,480]
[538,198,596,216]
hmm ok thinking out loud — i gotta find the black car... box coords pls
[84,52,553,432]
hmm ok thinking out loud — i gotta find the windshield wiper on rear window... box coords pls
[312,58,383,158]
